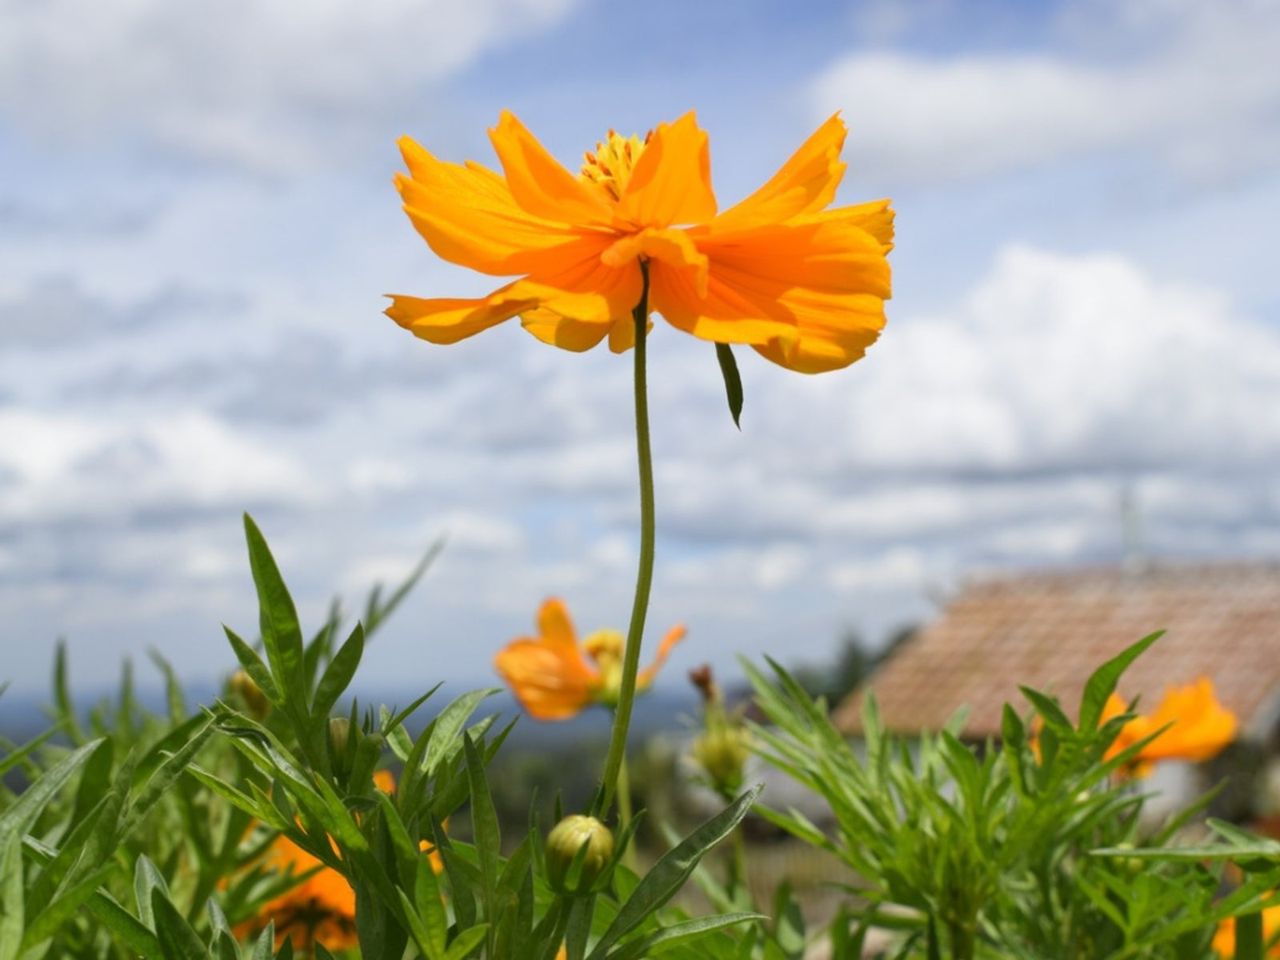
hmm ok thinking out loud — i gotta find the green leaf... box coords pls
[1078,631,1163,731]
[0,832,22,960]
[0,739,102,837]
[123,717,215,836]
[364,538,445,637]
[223,627,280,705]
[1237,910,1264,960]
[148,649,188,723]
[135,856,169,931]
[52,642,85,745]
[424,689,500,777]
[587,785,763,960]
[443,924,489,960]
[464,734,501,912]
[715,342,744,428]
[243,513,306,713]
[607,913,764,960]
[312,623,364,721]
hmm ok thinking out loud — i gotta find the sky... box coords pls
[2,0,1279,701]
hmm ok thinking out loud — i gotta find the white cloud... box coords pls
[0,0,579,170]
[812,0,1280,184]
[0,408,314,521]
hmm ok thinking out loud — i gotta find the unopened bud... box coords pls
[546,815,614,894]
[229,670,271,720]
[328,717,356,781]
[693,725,750,796]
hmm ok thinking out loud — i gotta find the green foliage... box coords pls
[743,635,1280,959]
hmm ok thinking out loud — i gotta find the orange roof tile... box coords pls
[834,563,1280,739]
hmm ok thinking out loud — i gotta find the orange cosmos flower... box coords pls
[387,111,893,373]
[1101,677,1237,777]
[495,597,685,720]
[1214,907,1280,957]
[241,771,442,949]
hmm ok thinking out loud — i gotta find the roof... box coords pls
[834,563,1280,740]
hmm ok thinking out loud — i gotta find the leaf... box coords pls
[52,641,85,745]
[443,924,489,960]
[148,649,188,723]
[153,891,212,960]
[1237,911,1264,960]
[1078,631,1163,731]
[243,513,306,714]
[364,538,445,637]
[586,785,763,960]
[606,913,764,960]
[424,690,501,777]
[715,342,744,428]
[312,622,364,721]
[135,856,169,931]
[464,734,500,913]
[0,739,102,837]
[0,833,22,960]
[223,627,280,705]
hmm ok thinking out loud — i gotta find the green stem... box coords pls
[614,753,639,871]
[599,261,654,817]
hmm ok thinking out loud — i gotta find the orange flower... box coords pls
[242,836,358,951]
[387,111,893,374]
[494,598,685,720]
[241,772,443,949]
[1213,907,1280,957]
[1101,678,1237,777]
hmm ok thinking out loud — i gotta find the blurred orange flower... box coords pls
[1102,677,1237,777]
[1213,907,1280,957]
[495,598,685,721]
[388,111,893,373]
[241,770,442,949]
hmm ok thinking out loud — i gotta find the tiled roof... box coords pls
[834,563,1280,739]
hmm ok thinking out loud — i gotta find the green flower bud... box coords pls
[328,717,354,780]
[229,669,271,720]
[692,725,750,797]
[545,815,614,894]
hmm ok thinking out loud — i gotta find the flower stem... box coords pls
[599,261,654,818]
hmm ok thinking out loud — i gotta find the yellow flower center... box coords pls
[580,130,649,201]
[584,628,624,667]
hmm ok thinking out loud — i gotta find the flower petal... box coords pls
[617,112,717,228]
[520,308,614,353]
[495,606,599,723]
[710,114,847,232]
[385,282,535,345]
[651,216,892,371]
[488,111,613,226]
[603,228,708,296]
[638,624,687,689]
[396,138,609,276]
[508,253,643,326]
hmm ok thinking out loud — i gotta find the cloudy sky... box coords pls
[3,0,1279,700]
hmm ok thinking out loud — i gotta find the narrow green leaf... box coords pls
[243,513,306,712]
[587,785,763,960]
[148,649,187,723]
[714,342,745,428]
[607,912,764,960]
[1078,631,1163,731]
[0,833,22,960]
[1237,910,1264,960]
[443,924,489,960]
[52,641,85,745]
[364,539,445,638]
[424,689,500,776]
[464,735,500,910]
[0,739,102,837]
[312,623,364,721]
[223,627,280,705]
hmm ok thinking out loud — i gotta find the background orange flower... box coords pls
[494,598,685,720]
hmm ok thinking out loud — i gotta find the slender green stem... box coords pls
[599,261,654,817]
[613,752,639,870]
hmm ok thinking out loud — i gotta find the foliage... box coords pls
[743,634,1280,959]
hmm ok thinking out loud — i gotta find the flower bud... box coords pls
[692,725,750,796]
[545,815,614,894]
[328,717,355,781]
[229,669,271,720]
